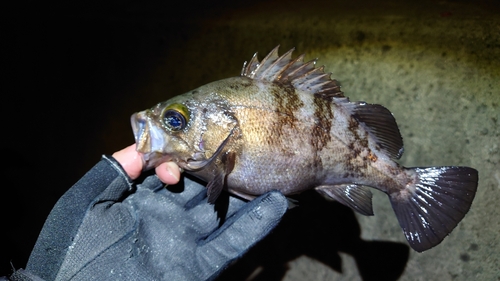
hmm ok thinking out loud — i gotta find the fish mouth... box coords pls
[131,111,172,170]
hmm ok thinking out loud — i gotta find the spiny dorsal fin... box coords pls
[241,45,344,98]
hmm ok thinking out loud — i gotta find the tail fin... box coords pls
[389,167,478,252]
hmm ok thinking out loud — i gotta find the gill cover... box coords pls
[184,97,240,171]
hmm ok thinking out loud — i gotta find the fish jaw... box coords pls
[131,110,174,170]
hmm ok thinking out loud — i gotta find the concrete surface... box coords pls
[3,0,499,280]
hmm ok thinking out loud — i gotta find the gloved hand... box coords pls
[9,156,287,281]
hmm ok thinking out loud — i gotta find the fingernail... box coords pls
[165,162,180,182]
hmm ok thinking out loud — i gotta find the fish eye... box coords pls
[162,103,190,131]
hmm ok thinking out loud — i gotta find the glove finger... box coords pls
[185,191,246,236]
[138,175,207,207]
[225,194,248,217]
[185,193,246,236]
[182,177,209,209]
[196,191,287,279]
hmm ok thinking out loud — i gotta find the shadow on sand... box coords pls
[216,189,410,281]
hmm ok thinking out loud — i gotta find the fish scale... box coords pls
[131,46,478,252]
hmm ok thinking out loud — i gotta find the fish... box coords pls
[131,46,478,252]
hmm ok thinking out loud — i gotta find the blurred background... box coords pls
[2,0,499,280]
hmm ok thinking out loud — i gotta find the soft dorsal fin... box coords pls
[241,45,344,98]
[343,101,404,159]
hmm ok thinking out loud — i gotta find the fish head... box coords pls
[131,86,238,171]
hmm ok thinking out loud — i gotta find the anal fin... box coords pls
[315,184,374,216]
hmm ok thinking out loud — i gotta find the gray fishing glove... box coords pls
[8,156,287,281]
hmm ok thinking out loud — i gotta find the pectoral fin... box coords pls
[206,172,224,204]
[315,184,374,216]
[206,151,237,204]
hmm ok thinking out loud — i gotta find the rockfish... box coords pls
[131,46,478,252]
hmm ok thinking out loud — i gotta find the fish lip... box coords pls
[143,152,173,171]
[130,113,142,144]
[131,111,166,153]
[131,111,172,170]
[131,112,150,153]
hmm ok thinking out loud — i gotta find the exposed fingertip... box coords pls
[156,162,181,185]
[112,144,143,180]
[165,162,180,182]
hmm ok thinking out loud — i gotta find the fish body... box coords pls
[131,46,478,252]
